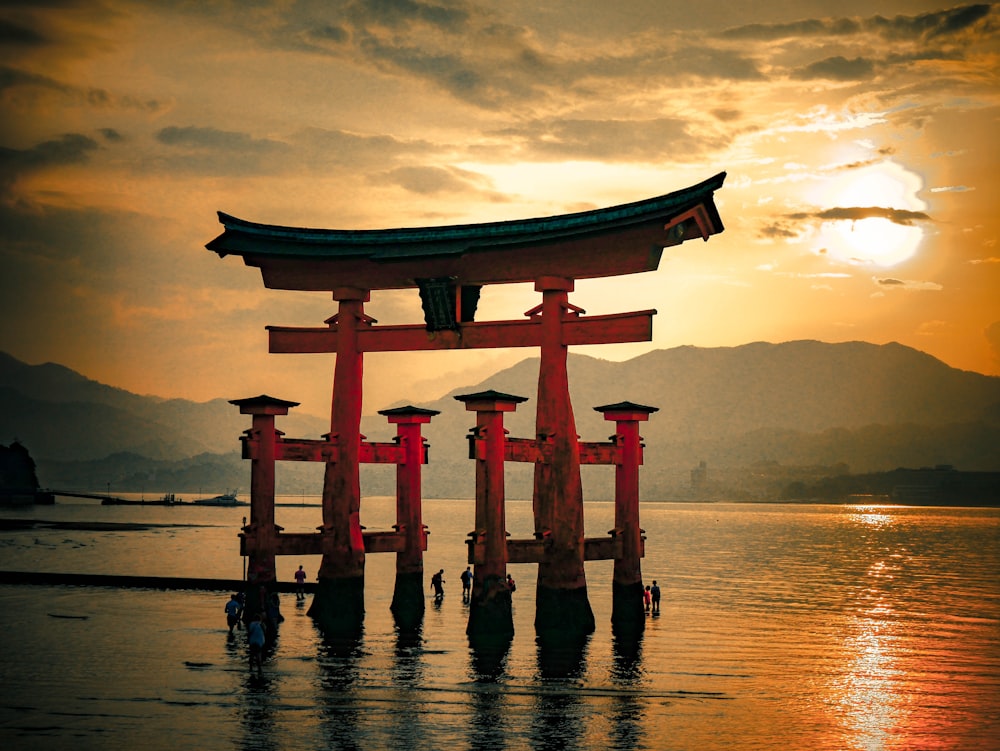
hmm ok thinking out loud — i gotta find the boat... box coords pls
[193,489,246,506]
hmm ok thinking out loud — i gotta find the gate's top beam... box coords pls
[206,173,726,291]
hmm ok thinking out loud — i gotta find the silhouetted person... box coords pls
[461,567,473,601]
[431,569,445,601]
[294,565,307,601]
[506,573,516,593]
[247,612,267,675]
[643,585,651,613]
[650,580,661,614]
[225,593,242,634]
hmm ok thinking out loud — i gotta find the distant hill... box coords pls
[1,342,998,499]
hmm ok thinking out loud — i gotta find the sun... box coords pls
[810,161,926,267]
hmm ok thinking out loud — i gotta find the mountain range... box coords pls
[2,341,998,500]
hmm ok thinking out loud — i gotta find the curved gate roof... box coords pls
[207,171,726,291]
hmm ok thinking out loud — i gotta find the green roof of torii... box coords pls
[207,171,726,291]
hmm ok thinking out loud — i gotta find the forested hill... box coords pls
[1,341,998,499]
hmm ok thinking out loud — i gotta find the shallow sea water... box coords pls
[1,498,998,750]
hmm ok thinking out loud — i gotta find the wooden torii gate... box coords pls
[208,172,726,639]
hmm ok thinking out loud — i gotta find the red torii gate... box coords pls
[208,172,726,638]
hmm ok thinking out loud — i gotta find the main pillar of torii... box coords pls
[207,172,726,637]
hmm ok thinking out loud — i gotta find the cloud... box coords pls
[156,126,288,153]
[369,165,496,195]
[344,0,472,32]
[0,65,164,112]
[0,132,99,193]
[930,185,973,193]
[868,3,993,41]
[0,18,49,47]
[874,277,943,291]
[789,206,931,227]
[720,3,994,42]
[484,117,729,162]
[792,56,876,81]
[151,125,293,176]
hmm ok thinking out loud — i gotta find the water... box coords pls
[1,498,998,750]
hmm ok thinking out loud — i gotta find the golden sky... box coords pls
[1,1,998,418]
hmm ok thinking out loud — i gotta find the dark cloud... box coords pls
[0,64,163,111]
[758,221,799,239]
[99,128,123,142]
[156,126,289,154]
[711,108,742,122]
[345,0,471,32]
[306,23,350,44]
[0,132,98,192]
[721,17,861,41]
[721,3,993,42]
[0,18,48,46]
[874,276,943,291]
[869,3,993,41]
[487,117,727,162]
[0,64,67,93]
[792,56,875,81]
[789,206,931,226]
[295,126,437,167]
[370,165,493,195]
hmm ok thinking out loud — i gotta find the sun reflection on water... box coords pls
[849,506,895,529]
[833,508,911,751]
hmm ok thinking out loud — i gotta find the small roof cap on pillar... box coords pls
[229,394,300,415]
[594,401,659,420]
[378,405,441,423]
[454,389,528,411]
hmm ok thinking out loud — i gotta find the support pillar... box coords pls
[596,402,658,636]
[230,395,299,618]
[380,405,439,631]
[531,276,594,640]
[456,390,528,645]
[310,287,370,637]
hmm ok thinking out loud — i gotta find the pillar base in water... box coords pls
[611,580,646,638]
[467,590,514,645]
[390,571,425,632]
[308,575,365,638]
[534,584,595,640]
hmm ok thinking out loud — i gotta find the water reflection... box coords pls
[849,506,895,529]
[239,673,279,751]
[316,631,366,750]
[530,635,590,750]
[609,635,646,749]
[468,682,510,751]
[387,626,428,748]
[468,634,513,749]
[835,511,909,751]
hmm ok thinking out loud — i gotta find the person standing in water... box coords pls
[460,567,473,601]
[225,593,242,634]
[247,612,267,675]
[431,569,445,601]
[294,565,307,601]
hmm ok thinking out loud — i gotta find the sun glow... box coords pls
[810,161,927,267]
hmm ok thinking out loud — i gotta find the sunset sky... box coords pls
[2,1,998,419]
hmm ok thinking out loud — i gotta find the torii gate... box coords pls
[208,172,726,639]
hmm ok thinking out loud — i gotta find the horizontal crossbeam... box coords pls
[243,437,414,464]
[466,533,642,564]
[241,529,425,557]
[268,310,655,354]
